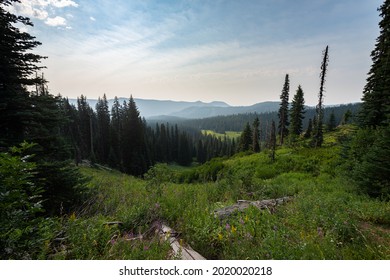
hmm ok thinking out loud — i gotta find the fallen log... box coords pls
[103,221,124,226]
[160,224,206,260]
[214,196,292,219]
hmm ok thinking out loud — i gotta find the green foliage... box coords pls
[353,126,390,198]
[278,74,290,144]
[43,128,390,260]
[359,0,390,127]
[326,110,337,132]
[239,122,253,152]
[289,85,305,136]
[0,143,47,259]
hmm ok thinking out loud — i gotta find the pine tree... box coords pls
[0,0,46,146]
[289,85,305,136]
[352,1,390,198]
[178,132,192,166]
[313,46,329,148]
[270,120,276,162]
[341,109,353,125]
[252,117,261,152]
[326,110,337,132]
[0,1,85,216]
[95,94,110,164]
[77,95,95,160]
[109,96,121,168]
[239,122,252,152]
[304,118,313,139]
[120,96,149,175]
[278,74,290,145]
[360,0,390,128]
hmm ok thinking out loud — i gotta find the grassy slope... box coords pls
[51,125,390,260]
[202,129,241,140]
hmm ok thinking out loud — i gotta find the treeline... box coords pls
[60,94,236,175]
[180,103,360,138]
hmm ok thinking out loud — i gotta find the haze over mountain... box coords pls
[68,98,280,119]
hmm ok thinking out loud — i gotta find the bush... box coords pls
[353,126,390,198]
[0,143,46,259]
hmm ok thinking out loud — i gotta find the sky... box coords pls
[7,0,384,106]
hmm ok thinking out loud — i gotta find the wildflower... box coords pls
[69,212,76,221]
[245,233,253,240]
[218,233,223,241]
[317,227,324,238]
[225,223,231,231]
[244,215,249,222]
[143,245,149,251]
[239,217,245,225]
[231,225,237,234]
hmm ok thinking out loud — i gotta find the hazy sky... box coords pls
[9,0,383,106]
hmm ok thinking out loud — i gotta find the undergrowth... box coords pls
[16,126,390,259]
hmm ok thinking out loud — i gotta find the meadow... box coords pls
[45,125,390,260]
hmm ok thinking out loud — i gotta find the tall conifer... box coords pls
[278,74,290,145]
[313,46,329,148]
[360,0,390,127]
[289,85,305,136]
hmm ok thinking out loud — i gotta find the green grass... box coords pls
[42,125,390,259]
[202,129,241,140]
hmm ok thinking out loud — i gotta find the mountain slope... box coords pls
[68,98,231,118]
[167,101,280,119]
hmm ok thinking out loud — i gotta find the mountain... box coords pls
[166,101,280,119]
[67,98,231,118]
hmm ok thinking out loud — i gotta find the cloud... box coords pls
[5,0,78,28]
[89,16,96,21]
[45,16,67,26]
[49,0,78,8]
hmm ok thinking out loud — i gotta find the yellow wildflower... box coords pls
[231,225,237,234]
[69,212,76,221]
[218,233,223,241]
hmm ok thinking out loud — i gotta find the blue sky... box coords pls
[8,0,383,105]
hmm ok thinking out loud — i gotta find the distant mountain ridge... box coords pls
[68,98,231,118]
[166,101,280,119]
[67,97,280,119]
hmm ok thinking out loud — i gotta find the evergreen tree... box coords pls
[120,96,149,175]
[59,98,81,164]
[313,46,329,148]
[360,0,390,128]
[77,95,95,160]
[351,1,390,198]
[270,120,276,162]
[289,85,305,136]
[0,1,85,216]
[252,117,260,152]
[326,110,337,132]
[0,0,46,146]
[239,122,252,152]
[178,132,192,166]
[304,118,313,139]
[278,74,290,145]
[95,94,111,164]
[341,109,353,125]
[109,96,121,168]
[354,126,390,197]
